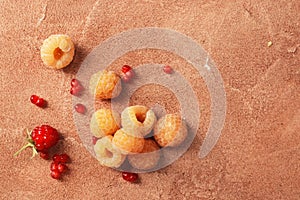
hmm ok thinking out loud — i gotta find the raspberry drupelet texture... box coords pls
[154,114,188,147]
[121,105,157,137]
[90,109,121,138]
[94,135,126,168]
[89,70,122,100]
[112,129,145,154]
[40,34,75,69]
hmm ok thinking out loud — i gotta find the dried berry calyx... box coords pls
[14,129,38,158]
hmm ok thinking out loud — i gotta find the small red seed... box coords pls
[122,172,138,182]
[121,65,132,73]
[53,153,70,164]
[74,103,86,114]
[50,170,61,180]
[70,85,83,96]
[35,98,45,107]
[163,65,173,74]
[125,70,135,79]
[30,95,39,104]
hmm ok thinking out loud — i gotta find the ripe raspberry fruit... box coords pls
[121,105,157,137]
[89,70,122,100]
[94,135,125,168]
[122,172,138,182]
[40,34,75,69]
[90,109,121,138]
[112,129,145,154]
[128,139,160,171]
[14,125,60,158]
[154,114,188,147]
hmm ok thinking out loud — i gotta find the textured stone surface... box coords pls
[0,0,299,199]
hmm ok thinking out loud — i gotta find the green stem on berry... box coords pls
[14,129,38,158]
[13,143,35,157]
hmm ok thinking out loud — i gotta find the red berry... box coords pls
[30,95,39,104]
[71,78,80,87]
[31,125,59,151]
[121,65,132,73]
[39,151,49,160]
[30,95,45,107]
[92,136,99,145]
[122,75,131,83]
[74,103,86,114]
[50,162,59,171]
[125,70,135,79]
[53,153,70,163]
[163,65,173,74]
[122,172,138,182]
[57,163,68,173]
[50,170,61,180]
[70,85,83,96]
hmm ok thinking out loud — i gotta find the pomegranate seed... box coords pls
[39,151,49,160]
[121,65,132,73]
[30,95,45,107]
[50,170,61,180]
[57,163,68,173]
[74,103,86,114]
[50,162,59,171]
[71,79,80,87]
[53,153,70,163]
[122,172,138,182]
[92,136,99,145]
[163,65,173,74]
[125,70,135,79]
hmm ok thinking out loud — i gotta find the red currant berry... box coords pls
[50,162,59,171]
[50,170,61,180]
[57,163,68,173]
[163,65,173,74]
[30,95,39,104]
[53,153,70,163]
[125,70,135,79]
[70,85,83,96]
[71,78,80,87]
[121,65,132,73]
[74,103,86,114]
[30,95,45,107]
[39,151,49,160]
[92,136,99,145]
[122,172,138,182]
[122,75,131,83]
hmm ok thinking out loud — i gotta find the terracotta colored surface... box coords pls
[0,0,299,199]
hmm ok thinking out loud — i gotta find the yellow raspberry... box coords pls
[89,70,122,100]
[121,105,157,137]
[94,135,126,168]
[154,114,188,147]
[40,34,75,69]
[90,109,121,138]
[128,139,160,171]
[112,129,145,154]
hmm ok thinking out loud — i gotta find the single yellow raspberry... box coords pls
[128,139,160,171]
[89,70,122,100]
[90,109,121,138]
[121,105,157,137]
[112,129,144,154]
[40,34,75,69]
[94,135,126,168]
[154,114,188,147]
